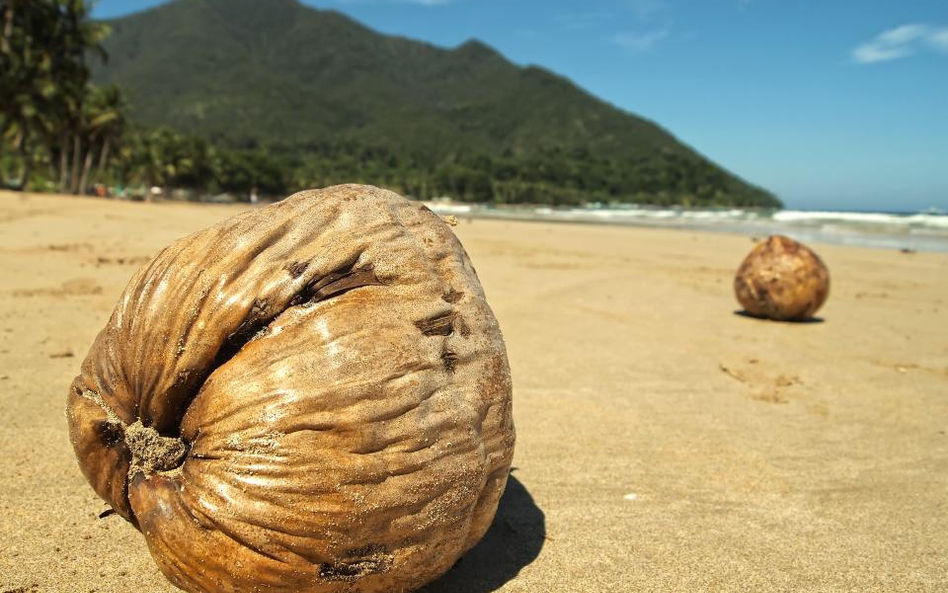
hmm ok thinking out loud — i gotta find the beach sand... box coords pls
[1,190,946,592]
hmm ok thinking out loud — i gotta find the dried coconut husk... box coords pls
[734,235,830,321]
[66,184,515,593]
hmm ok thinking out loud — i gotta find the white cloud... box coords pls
[926,28,948,52]
[852,42,914,64]
[852,23,948,64]
[612,28,669,51]
[877,23,928,45]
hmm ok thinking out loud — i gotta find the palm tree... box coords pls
[0,0,54,188]
[58,0,108,194]
[88,85,124,190]
[0,0,107,190]
[77,84,124,194]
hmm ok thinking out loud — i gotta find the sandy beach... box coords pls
[1,190,946,592]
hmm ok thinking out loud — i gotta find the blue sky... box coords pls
[93,0,948,211]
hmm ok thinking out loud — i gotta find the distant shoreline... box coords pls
[3,189,946,253]
[422,200,948,253]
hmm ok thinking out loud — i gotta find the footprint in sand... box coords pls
[718,358,803,404]
[12,277,103,298]
[46,243,94,253]
[868,358,944,376]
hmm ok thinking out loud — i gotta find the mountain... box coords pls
[93,0,780,207]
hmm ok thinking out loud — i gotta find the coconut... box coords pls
[733,235,830,321]
[66,185,515,593]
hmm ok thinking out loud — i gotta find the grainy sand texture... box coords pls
[1,191,947,592]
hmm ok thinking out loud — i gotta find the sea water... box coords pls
[425,202,948,253]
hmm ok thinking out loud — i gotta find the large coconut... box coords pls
[733,235,830,321]
[66,185,515,593]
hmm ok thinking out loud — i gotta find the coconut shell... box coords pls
[733,235,830,321]
[66,185,515,593]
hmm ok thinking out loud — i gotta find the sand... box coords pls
[1,190,946,592]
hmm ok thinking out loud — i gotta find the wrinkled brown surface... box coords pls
[734,235,830,320]
[64,185,515,593]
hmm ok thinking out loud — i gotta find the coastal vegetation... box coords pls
[1,0,781,207]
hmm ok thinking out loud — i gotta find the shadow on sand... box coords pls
[421,474,545,593]
[733,310,825,324]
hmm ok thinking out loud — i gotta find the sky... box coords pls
[93,0,948,212]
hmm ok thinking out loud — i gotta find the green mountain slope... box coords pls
[94,0,780,207]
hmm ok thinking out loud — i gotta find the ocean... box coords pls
[424,202,948,253]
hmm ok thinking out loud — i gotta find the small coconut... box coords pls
[733,235,829,321]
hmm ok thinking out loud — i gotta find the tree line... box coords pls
[1,0,121,193]
[1,0,780,208]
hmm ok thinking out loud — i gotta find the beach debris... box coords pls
[65,185,514,593]
[855,291,889,299]
[96,255,151,266]
[49,350,74,359]
[719,363,747,383]
[443,214,459,227]
[733,235,830,321]
[623,493,639,501]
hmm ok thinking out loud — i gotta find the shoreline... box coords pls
[428,206,948,253]
[423,202,948,253]
[4,189,947,253]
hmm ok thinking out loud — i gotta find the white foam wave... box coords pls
[773,210,948,229]
[424,202,474,214]
[419,200,948,252]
